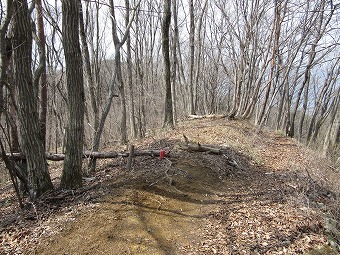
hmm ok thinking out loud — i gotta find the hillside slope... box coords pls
[1,119,339,255]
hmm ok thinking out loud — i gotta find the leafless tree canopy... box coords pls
[0,0,339,194]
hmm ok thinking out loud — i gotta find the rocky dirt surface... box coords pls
[0,119,339,255]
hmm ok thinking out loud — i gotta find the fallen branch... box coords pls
[179,143,228,155]
[7,149,169,161]
[181,134,227,155]
[181,134,238,168]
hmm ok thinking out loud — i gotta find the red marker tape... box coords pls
[159,149,165,159]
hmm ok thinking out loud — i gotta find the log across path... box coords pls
[6,135,238,168]
[7,149,167,161]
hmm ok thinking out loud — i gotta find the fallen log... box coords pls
[188,114,227,120]
[6,149,169,161]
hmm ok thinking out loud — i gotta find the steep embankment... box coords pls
[1,119,339,254]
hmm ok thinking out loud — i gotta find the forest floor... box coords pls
[0,118,339,255]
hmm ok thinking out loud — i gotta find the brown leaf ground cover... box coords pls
[0,119,339,254]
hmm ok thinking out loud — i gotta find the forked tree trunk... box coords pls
[89,0,140,171]
[110,0,128,145]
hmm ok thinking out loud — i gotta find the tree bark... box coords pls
[12,0,53,199]
[61,0,85,189]
[162,0,174,128]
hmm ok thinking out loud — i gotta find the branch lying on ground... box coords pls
[180,134,238,168]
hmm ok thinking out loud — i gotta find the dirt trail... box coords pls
[35,157,233,255]
[1,119,339,254]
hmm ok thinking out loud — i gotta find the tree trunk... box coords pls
[36,0,47,148]
[162,0,174,128]
[0,0,13,117]
[323,90,340,156]
[12,0,53,199]
[188,0,195,115]
[258,0,281,126]
[171,0,179,124]
[79,2,98,139]
[61,0,85,189]
[194,0,208,114]
[125,0,137,139]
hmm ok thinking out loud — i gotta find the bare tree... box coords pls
[297,0,334,141]
[88,0,140,171]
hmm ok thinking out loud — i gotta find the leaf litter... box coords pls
[0,119,339,254]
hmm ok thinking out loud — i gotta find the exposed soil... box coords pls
[0,119,339,254]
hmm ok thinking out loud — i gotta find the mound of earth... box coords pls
[0,119,339,254]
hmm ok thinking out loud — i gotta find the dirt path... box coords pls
[1,119,339,254]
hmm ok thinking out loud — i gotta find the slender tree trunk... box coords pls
[298,44,316,142]
[162,0,174,128]
[12,0,53,199]
[171,0,179,123]
[323,89,340,156]
[194,0,208,114]
[188,0,195,115]
[134,21,146,138]
[79,2,99,174]
[36,0,47,148]
[125,0,137,139]
[0,0,13,116]
[61,0,85,189]
[258,0,281,126]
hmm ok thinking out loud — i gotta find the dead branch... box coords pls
[181,134,228,155]
[181,134,238,168]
